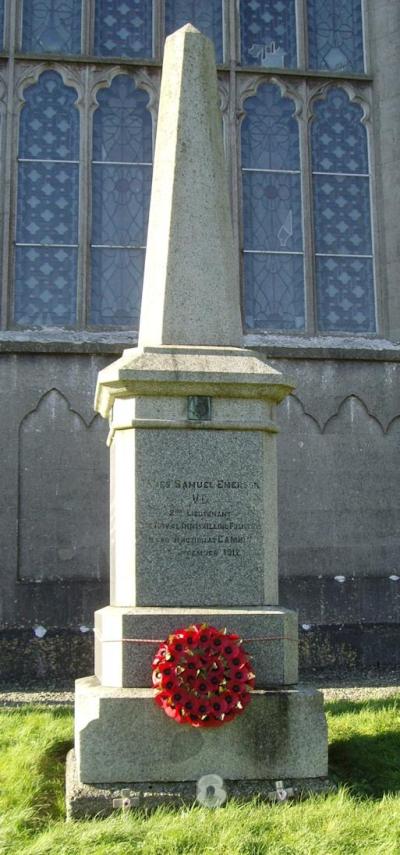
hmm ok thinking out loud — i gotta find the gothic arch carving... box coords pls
[17,389,108,582]
[281,392,395,434]
[89,66,160,129]
[236,74,304,129]
[19,387,96,429]
[278,393,323,433]
[15,62,84,116]
[322,394,384,434]
[308,80,371,126]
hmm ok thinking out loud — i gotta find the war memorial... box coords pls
[66,25,329,818]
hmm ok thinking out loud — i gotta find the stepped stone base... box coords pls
[74,677,327,784]
[66,749,334,819]
[95,605,298,688]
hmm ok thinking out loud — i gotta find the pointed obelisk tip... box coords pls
[172,23,202,35]
[138,20,243,349]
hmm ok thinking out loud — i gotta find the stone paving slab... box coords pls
[0,670,399,707]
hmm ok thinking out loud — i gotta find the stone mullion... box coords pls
[363,85,382,334]
[82,0,93,55]
[13,0,23,52]
[296,0,307,69]
[77,66,92,328]
[227,0,240,304]
[235,74,260,337]
[1,4,18,328]
[153,0,164,61]
[222,0,231,63]
[361,0,370,73]
[1,0,18,328]
[301,80,317,334]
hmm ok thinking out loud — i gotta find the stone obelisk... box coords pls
[66,25,328,818]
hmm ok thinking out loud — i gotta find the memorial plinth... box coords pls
[67,25,329,818]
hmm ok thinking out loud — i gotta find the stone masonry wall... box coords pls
[1,350,400,681]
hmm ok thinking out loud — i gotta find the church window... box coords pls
[307,0,364,73]
[241,82,304,331]
[240,0,297,69]
[165,0,224,62]
[22,0,82,54]
[312,87,374,332]
[14,71,80,326]
[0,1,375,339]
[90,75,152,326]
[94,0,154,59]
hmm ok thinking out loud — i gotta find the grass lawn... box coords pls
[0,696,399,854]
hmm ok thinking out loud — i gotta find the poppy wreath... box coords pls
[152,624,255,727]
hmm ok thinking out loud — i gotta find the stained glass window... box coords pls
[241,83,304,331]
[90,75,152,327]
[8,4,375,336]
[22,0,82,54]
[15,71,79,326]
[311,87,375,332]
[308,0,364,72]
[240,0,297,69]
[165,1,224,63]
[94,0,153,58]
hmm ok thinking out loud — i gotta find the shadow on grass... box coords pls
[1,704,73,719]
[327,697,400,798]
[326,696,400,716]
[21,708,73,825]
[29,736,73,827]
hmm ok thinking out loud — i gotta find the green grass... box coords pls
[1,696,400,855]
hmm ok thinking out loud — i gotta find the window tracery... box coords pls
[0,1,375,337]
[15,70,80,326]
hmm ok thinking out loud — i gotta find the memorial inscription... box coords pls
[150,477,262,560]
[135,429,274,606]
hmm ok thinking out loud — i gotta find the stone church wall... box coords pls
[1,347,399,681]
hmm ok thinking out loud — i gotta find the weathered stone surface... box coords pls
[110,422,280,607]
[66,748,334,819]
[94,606,299,688]
[75,677,327,784]
[138,25,242,349]
[95,345,294,419]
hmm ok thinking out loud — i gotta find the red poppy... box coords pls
[156,660,175,673]
[152,670,162,687]
[201,715,227,729]
[192,676,207,693]
[239,691,252,707]
[154,690,170,708]
[210,697,228,715]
